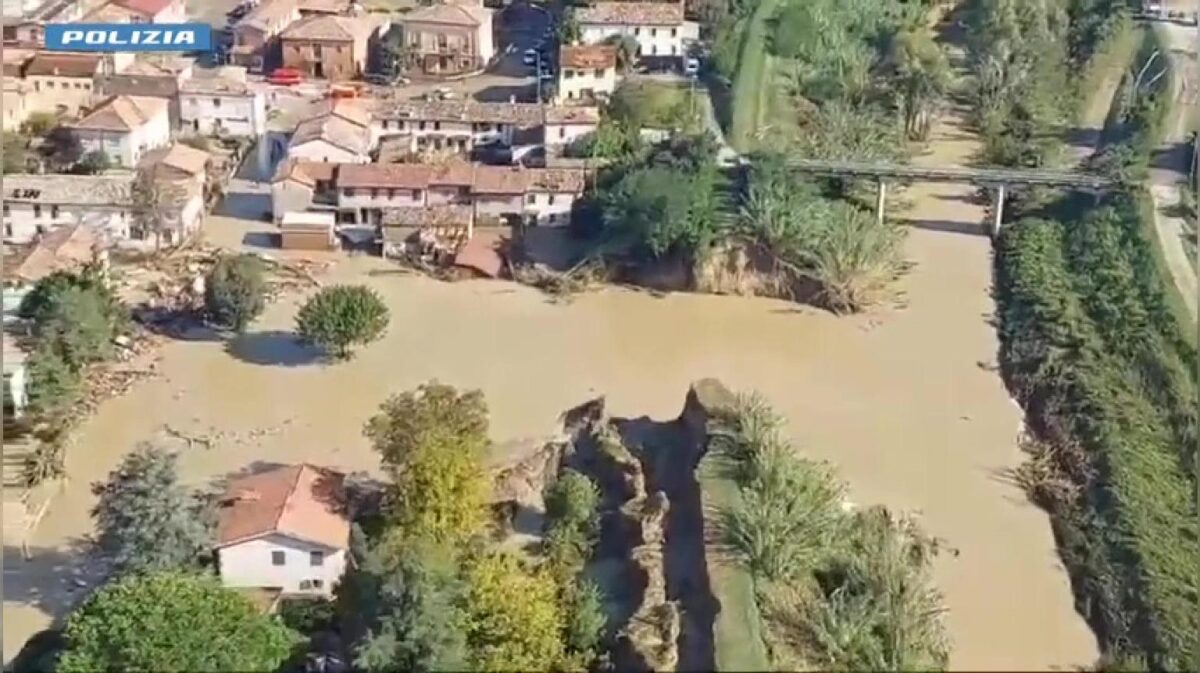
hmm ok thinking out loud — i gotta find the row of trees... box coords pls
[715,393,950,670]
[995,197,1199,669]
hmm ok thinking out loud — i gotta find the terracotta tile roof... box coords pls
[239,0,300,31]
[24,52,102,77]
[338,162,434,189]
[576,1,684,25]
[7,221,104,284]
[71,95,168,132]
[454,234,503,277]
[560,44,616,70]
[282,14,377,42]
[291,114,372,156]
[527,168,585,193]
[381,204,473,227]
[216,464,350,550]
[297,0,348,13]
[113,0,176,17]
[4,173,133,205]
[141,142,211,179]
[84,2,142,21]
[306,98,372,128]
[472,165,528,195]
[402,1,490,27]
[543,105,601,124]
[430,160,475,186]
[273,158,313,186]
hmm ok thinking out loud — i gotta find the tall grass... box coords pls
[713,394,949,671]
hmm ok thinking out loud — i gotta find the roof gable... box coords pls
[216,464,350,550]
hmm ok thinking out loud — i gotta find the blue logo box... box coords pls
[44,23,212,52]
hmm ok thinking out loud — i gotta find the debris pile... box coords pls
[511,259,608,300]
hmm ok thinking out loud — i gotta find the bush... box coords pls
[72,150,111,175]
[36,286,117,369]
[544,469,600,538]
[205,254,267,332]
[20,112,57,138]
[295,285,390,359]
[26,346,82,418]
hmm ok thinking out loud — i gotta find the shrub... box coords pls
[295,285,390,359]
[205,254,267,332]
[544,469,600,538]
[26,346,82,418]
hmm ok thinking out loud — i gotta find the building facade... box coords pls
[2,174,134,244]
[280,14,385,81]
[399,0,494,77]
[576,2,696,61]
[180,67,267,137]
[69,95,171,167]
[555,44,618,103]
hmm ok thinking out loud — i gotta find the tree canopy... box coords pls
[90,445,213,575]
[205,254,267,332]
[57,571,298,673]
[462,551,570,672]
[296,285,390,359]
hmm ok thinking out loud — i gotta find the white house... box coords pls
[215,464,351,598]
[371,99,542,154]
[543,105,600,150]
[179,66,267,137]
[22,52,103,117]
[556,44,618,103]
[288,103,373,163]
[69,95,172,168]
[2,174,134,244]
[576,1,697,61]
[523,167,584,226]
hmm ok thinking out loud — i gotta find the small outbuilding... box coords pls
[279,212,338,251]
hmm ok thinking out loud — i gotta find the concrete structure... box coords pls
[556,44,618,103]
[231,0,302,71]
[399,0,494,77]
[543,105,600,150]
[68,95,171,168]
[576,1,695,61]
[3,174,135,243]
[180,67,267,137]
[22,52,103,116]
[280,14,387,81]
[215,464,351,598]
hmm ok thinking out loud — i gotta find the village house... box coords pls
[287,110,373,163]
[556,44,618,104]
[279,211,338,250]
[215,464,351,598]
[2,0,87,48]
[139,142,211,244]
[231,0,302,72]
[271,159,338,223]
[97,56,195,128]
[398,0,494,78]
[4,217,108,287]
[179,66,267,137]
[68,94,171,167]
[543,105,601,151]
[280,14,387,81]
[22,52,103,117]
[576,1,697,62]
[104,0,188,23]
[379,203,475,259]
[3,76,33,131]
[372,99,543,153]
[2,173,134,244]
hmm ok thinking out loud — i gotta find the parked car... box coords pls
[267,67,304,85]
[522,48,538,66]
[684,57,700,76]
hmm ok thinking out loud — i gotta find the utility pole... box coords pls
[536,50,542,103]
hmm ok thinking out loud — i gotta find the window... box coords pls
[387,188,396,199]
[45,81,54,89]
[213,97,221,108]
[313,44,322,57]
[671,28,677,37]
[564,69,574,79]
[633,27,640,35]
[651,28,657,36]
[382,119,390,129]
[271,550,285,566]
[594,68,604,78]
[526,194,535,204]
[2,204,8,216]
[336,45,343,53]
[433,121,441,130]
[300,579,325,590]
[83,83,90,90]
[310,551,324,566]
[397,121,407,130]
[651,44,658,55]
[419,121,426,130]
[50,205,59,218]
[32,205,41,218]
[370,188,378,198]
[558,127,565,138]
[413,189,423,199]
[345,188,356,197]
[548,194,556,205]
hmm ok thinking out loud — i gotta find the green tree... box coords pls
[18,268,120,325]
[603,34,640,74]
[354,538,470,673]
[563,580,606,658]
[296,285,390,359]
[558,10,581,44]
[363,382,490,543]
[205,254,267,332]
[131,168,189,252]
[20,112,57,138]
[600,164,723,257]
[3,131,31,173]
[545,469,600,540]
[57,571,298,673]
[25,345,82,419]
[884,28,951,140]
[72,150,112,175]
[462,551,569,671]
[90,445,213,575]
[36,286,118,369]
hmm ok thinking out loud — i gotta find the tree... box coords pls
[462,551,569,671]
[72,149,112,175]
[603,34,640,74]
[354,538,470,673]
[363,382,490,543]
[545,469,600,540]
[884,28,951,140]
[3,132,31,174]
[205,254,267,332]
[18,267,120,325]
[19,111,57,138]
[36,286,118,369]
[57,571,298,673]
[131,169,189,252]
[25,346,82,419]
[90,445,213,575]
[600,164,723,257]
[557,11,581,44]
[42,126,82,169]
[296,285,390,359]
[563,580,606,658]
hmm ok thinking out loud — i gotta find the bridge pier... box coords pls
[990,184,1006,237]
[875,179,887,225]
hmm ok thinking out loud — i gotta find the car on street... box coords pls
[523,48,538,66]
[267,67,304,85]
[684,57,700,76]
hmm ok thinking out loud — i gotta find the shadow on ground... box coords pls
[224,330,325,367]
[3,541,104,624]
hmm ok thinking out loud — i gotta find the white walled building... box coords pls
[22,52,103,117]
[179,67,267,137]
[544,105,600,150]
[215,464,351,598]
[576,2,697,61]
[556,44,618,104]
[69,95,171,167]
[2,174,134,244]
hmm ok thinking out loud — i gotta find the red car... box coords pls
[267,68,303,85]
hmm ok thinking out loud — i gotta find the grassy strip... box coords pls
[727,0,781,152]
[697,448,771,672]
[1134,191,1197,345]
[995,200,1200,669]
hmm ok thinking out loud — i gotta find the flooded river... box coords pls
[3,120,1098,673]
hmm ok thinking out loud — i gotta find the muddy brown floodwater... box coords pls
[3,119,1099,672]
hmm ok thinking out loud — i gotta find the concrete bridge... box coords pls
[783,159,1123,235]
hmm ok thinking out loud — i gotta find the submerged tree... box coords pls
[296,285,390,359]
[205,254,267,333]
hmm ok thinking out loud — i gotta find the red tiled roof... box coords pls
[113,0,176,17]
[471,165,527,195]
[576,1,684,25]
[338,162,434,189]
[24,53,102,78]
[216,464,350,550]
[559,44,616,70]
